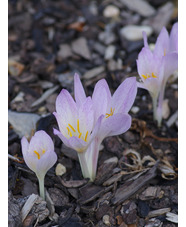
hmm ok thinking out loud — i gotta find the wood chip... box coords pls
[78,183,104,204]
[166,212,178,223]
[21,194,39,222]
[148,208,171,218]
[58,176,88,188]
[111,162,159,205]
[31,85,59,107]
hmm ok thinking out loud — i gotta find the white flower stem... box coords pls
[78,152,92,181]
[157,80,166,127]
[90,138,100,181]
[37,175,45,200]
[152,94,158,121]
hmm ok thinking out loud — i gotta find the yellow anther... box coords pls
[34,150,40,160]
[164,48,166,56]
[42,149,46,154]
[142,74,148,79]
[151,72,157,78]
[68,124,76,133]
[67,127,72,137]
[77,119,80,134]
[142,73,157,80]
[84,131,88,142]
[105,107,115,118]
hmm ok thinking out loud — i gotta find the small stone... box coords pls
[131,106,140,114]
[120,25,153,41]
[107,59,123,71]
[57,44,72,60]
[8,110,41,138]
[104,45,116,60]
[8,59,25,76]
[55,163,67,176]
[93,42,106,55]
[71,37,91,60]
[83,66,105,79]
[104,157,118,164]
[103,215,111,226]
[99,31,117,45]
[162,99,170,119]
[11,92,25,103]
[103,5,120,18]
[142,2,174,34]
[119,0,156,17]
[137,200,150,218]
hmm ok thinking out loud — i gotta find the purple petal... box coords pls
[92,79,111,122]
[21,136,37,173]
[53,128,87,152]
[137,47,162,81]
[53,112,66,135]
[153,27,170,57]
[112,77,137,114]
[78,96,94,134]
[162,53,178,80]
[142,77,161,97]
[55,89,78,124]
[142,31,149,48]
[29,130,54,153]
[137,47,154,77]
[35,149,57,178]
[97,113,132,140]
[74,73,86,106]
[169,22,178,53]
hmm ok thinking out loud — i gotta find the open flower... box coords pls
[21,130,57,199]
[53,74,137,181]
[137,23,178,126]
[53,88,103,153]
[53,74,103,180]
[85,76,137,180]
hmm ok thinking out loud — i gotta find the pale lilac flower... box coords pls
[72,74,137,180]
[86,77,137,179]
[21,130,57,199]
[53,74,137,181]
[53,74,103,180]
[137,23,178,126]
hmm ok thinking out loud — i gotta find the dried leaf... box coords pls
[68,21,85,32]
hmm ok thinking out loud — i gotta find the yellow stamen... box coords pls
[84,131,88,142]
[105,107,115,118]
[42,149,46,154]
[68,124,76,133]
[164,48,166,56]
[67,127,72,137]
[142,74,148,79]
[142,73,157,80]
[34,150,40,160]
[77,119,80,134]
[78,132,82,138]
[151,72,157,78]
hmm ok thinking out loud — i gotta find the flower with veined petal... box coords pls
[73,74,137,180]
[53,76,103,181]
[137,22,178,126]
[21,130,57,199]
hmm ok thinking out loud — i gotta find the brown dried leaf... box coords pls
[131,118,178,143]
[67,21,85,32]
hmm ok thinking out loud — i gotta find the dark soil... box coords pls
[8,0,178,226]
